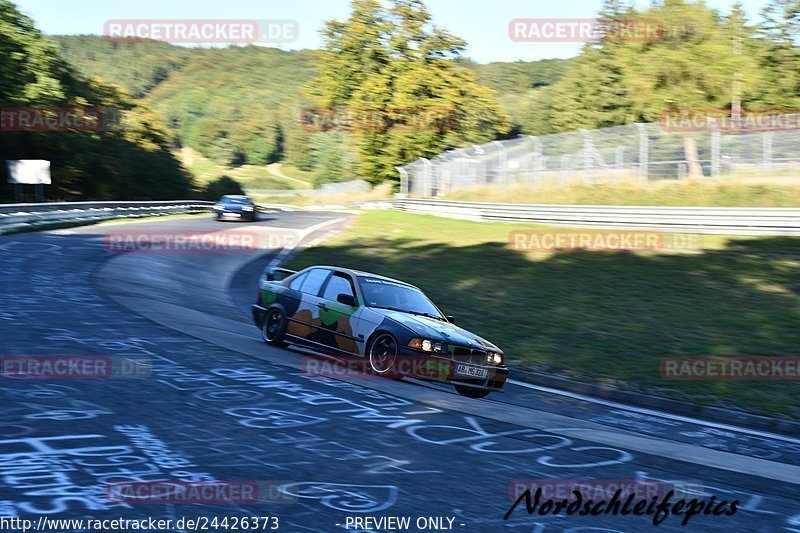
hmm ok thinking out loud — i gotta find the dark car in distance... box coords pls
[213,195,257,222]
[252,265,508,398]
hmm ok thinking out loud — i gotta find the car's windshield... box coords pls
[221,196,251,205]
[358,277,443,319]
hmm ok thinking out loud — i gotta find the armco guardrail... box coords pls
[392,198,800,235]
[0,200,215,234]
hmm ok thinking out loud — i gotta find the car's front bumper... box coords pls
[215,208,254,218]
[396,346,508,392]
[449,363,509,392]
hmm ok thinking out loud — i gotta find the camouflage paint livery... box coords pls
[252,265,508,395]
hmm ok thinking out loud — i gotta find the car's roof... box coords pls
[306,265,419,290]
[221,195,251,200]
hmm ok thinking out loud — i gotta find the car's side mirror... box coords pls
[445,315,456,324]
[336,293,358,307]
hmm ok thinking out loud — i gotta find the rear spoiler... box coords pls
[264,267,296,281]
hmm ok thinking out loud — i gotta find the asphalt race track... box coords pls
[1,211,799,533]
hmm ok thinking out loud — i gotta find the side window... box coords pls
[288,272,308,290]
[322,273,355,301]
[300,268,330,296]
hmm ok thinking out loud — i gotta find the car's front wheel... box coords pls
[261,308,287,347]
[368,333,401,378]
[454,385,491,399]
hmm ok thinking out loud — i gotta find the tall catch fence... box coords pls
[397,118,800,196]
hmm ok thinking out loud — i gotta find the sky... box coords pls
[15,0,771,63]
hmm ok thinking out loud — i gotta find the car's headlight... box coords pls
[487,352,504,365]
[409,338,446,353]
[242,205,254,211]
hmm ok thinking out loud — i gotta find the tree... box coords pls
[0,0,194,202]
[754,0,800,108]
[202,175,245,200]
[536,0,781,131]
[308,132,351,184]
[312,0,510,184]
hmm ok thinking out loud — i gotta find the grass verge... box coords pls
[252,183,393,207]
[286,209,800,419]
[444,180,800,207]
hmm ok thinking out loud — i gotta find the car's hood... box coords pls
[375,308,501,352]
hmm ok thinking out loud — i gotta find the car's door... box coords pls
[286,267,331,342]
[317,271,361,353]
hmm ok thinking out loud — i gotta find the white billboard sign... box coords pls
[7,160,51,185]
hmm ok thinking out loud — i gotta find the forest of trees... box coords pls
[520,0,800,135]
[2,0,798,200]
[52,9,570,187]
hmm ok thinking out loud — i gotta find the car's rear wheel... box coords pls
[454,385,491,399]
[261,308,287,347]
[368,333,400,378]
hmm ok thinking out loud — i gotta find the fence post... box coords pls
[529,135,542,185]
[396,166,409,196]
[763,131,773,171]
[492,140,506,189]
[580,129,597,184]
[636,123,648,182]
[711,130,721,178]
[559,155,570,186]
[422,158,433,197]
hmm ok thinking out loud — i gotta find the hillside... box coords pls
[462,58,571,94]
[0,3,194,202]
[53,36,193,98]
[51,35,567,175]
[145,46,320,169]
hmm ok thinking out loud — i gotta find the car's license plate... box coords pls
[223,213,241,218]
[455,364,488,379]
